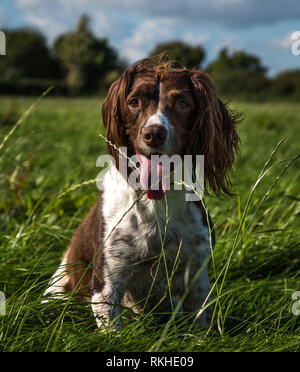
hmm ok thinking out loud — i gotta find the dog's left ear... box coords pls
[190,71,240,196]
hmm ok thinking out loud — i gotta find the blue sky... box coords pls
[0,0,299,76]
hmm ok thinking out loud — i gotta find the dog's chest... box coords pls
[101,166,211,272]
[103,186,210,265]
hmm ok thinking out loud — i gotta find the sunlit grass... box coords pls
[0,96,299,351]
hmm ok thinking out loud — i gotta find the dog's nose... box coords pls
[142,124,167,148]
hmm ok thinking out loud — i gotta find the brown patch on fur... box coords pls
[62,193,104,299]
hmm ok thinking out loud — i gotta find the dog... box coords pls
[43,58,239,330]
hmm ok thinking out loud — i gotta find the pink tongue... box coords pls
[136,153,167,200]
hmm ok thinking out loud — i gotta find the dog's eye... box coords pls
[129,98,139,108]
[177,100,189,110]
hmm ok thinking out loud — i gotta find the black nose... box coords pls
[142,124,167,148]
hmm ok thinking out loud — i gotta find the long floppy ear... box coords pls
[102,59,152,165]
[102,77,128,165]
[190,70,240,196]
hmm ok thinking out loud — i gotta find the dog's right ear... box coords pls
[102,77,128,163]
[102,59,153,164]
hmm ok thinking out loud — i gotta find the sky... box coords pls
[0,0,299,76]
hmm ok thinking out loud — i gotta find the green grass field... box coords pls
[0,95,299,352]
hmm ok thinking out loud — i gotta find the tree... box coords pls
[207,48,270,98]
[149,40,205,69]
[53,15,121,94]
[0,27,61,81]
[207,48,267,74]
[270,70,300,101]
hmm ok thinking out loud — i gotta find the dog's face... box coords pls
[124,71,196,158]
[102,59,240,196]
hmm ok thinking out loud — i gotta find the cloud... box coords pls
[91,0,300,29]
[95,0,300,28]
[12,0,136,43]
[8,0,300,72]
[181,32,210,47]
[137,0,300,28]
[212,33,238,55]
[13,0,76,39]
[119,18,213,62]
[13,0,300,37]
[120,17,182,61]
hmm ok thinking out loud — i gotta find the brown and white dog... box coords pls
[44,58,240,330]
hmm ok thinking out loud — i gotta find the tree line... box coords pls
[0,15,299,101]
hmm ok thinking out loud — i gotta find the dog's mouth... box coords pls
[136,152,168,201]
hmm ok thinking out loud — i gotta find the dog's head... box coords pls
[102,58,240,199]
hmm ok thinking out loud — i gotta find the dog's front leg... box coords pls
[91,258,130,332]
[91,281,123,331]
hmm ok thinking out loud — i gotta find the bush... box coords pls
[53,15,122,95]
[270,70,300,101]
[149,40,205,69]
[0,28,62,80]
[212,70,270,97]
[207,48,270,101]
[0,78,68,96]
[0,103,19,127]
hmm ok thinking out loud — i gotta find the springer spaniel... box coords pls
[44,59,239,330]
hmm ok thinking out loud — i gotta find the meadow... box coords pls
[0,95,299,352]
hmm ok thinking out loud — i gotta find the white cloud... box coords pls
[213,34,238,54]
[181,32,210,47]
[120,22,211,64]
[8,0,300,73]
[13,0,73,39]
[12,0,136,44]
[12,0,300,36]
[120,17,181,62]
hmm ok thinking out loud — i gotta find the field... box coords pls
[0,95,299,352]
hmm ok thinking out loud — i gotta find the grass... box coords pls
[0,95,299,352]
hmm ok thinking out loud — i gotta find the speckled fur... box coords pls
[91,164,214,330]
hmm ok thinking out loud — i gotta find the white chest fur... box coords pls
[92,164,213,327]
[102,165,211,266]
